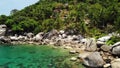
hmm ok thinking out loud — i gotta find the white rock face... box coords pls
[70,57,77,61]
[34,32,44,41]
[98,35,112,42]
[0,25,7,36]
[111,42,120,55]
[59,30,64,34]
[10,36,18,41]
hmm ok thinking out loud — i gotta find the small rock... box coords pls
[70,57,77,61]
[62,34,67,38]
[69,50,76,54]
[100,45,110,52]
[59,30,64,34]
[64,46,72,49]
[104,64,111,68]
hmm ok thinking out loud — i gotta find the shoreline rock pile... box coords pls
[1,24,120,68]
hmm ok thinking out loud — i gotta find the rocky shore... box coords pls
[1,24,120,68]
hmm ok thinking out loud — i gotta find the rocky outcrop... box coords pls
[2,26,120,68]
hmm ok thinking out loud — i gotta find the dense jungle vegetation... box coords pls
[0,0,120,36]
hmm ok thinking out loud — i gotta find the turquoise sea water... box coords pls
[0,44,84,68]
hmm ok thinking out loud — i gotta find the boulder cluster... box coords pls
[1,25,120,68]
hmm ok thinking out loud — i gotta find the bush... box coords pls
[106,36,120,45]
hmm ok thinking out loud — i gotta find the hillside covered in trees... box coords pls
[0,0,120,37]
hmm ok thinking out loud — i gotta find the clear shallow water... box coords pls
[0,44,84,68]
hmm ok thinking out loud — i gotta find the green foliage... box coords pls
[0,0,120,36]
[106,36,120,45]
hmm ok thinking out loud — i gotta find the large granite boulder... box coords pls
[111,42,120,55]
[0,24,7,36]
[79,52,105,67]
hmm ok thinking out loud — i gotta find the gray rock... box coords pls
[54,39,64,46]
[97,41,105,46]
[80,38,87,45]
[0,24,7,36]
[0,36,11,43]
[26,32,34,38]
[85,38,97,51]
[81,52,105,67]
[111,42,120,55]
[34,32,44,41]
[100,45,110,52]
[10,36,18,41]
[44,29,58,39]
[111,59,120,68]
